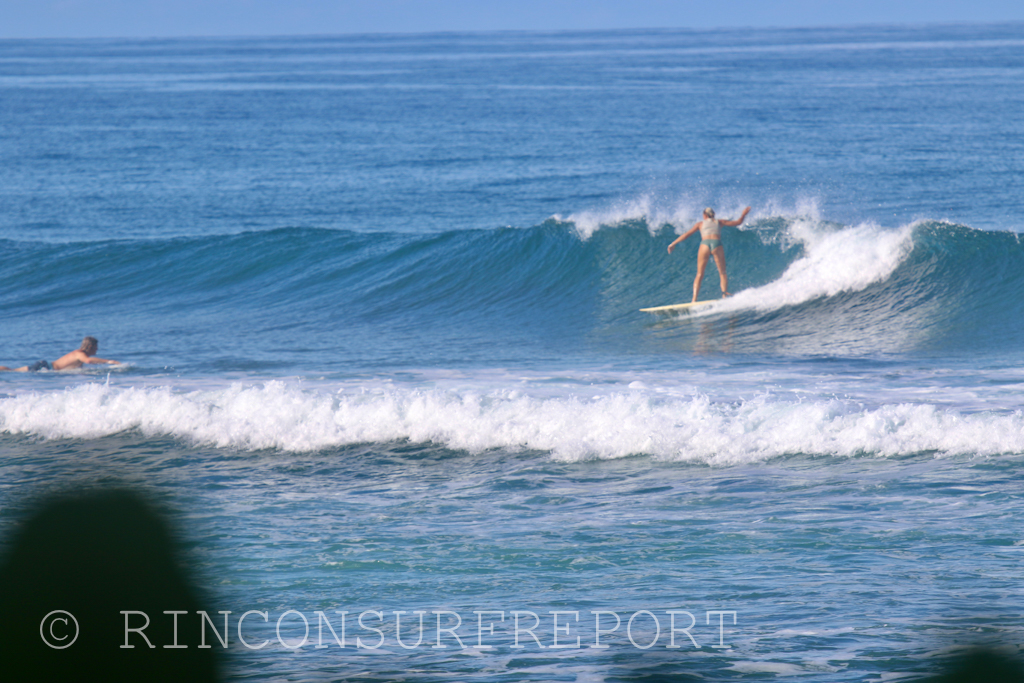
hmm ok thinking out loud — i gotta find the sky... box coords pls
[2,0,1023,39]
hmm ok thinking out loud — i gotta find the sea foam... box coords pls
[704,219,917,315]
[3,381,1022,463]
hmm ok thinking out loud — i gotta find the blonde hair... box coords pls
[703,207,715,219]
[80,336,98,353]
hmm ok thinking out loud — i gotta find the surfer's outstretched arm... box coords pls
[84,355,118,365]
[718,207,751,227]
[667,222,702,254]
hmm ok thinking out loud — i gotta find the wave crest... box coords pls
[3,382,1023,461]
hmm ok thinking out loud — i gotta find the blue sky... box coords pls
[2,0,1023,38]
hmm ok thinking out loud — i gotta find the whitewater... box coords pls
[4,376,1024,460]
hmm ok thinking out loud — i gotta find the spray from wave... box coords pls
[558,195,822,241]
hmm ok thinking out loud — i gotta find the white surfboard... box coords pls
[639,300,717,313]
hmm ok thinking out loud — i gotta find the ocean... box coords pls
[2,23,1024,681]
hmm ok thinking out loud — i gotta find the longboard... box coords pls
[640,300,717,313]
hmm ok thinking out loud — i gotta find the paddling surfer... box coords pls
[667,206,750,302]
[0,336,119,372]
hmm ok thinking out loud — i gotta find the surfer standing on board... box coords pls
[0,336,119,372]
[667,206,751,302]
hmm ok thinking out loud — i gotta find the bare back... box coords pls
[52,349,117,370]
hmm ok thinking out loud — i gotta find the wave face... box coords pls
[4,215,1023,456]
[3,217,1022,369]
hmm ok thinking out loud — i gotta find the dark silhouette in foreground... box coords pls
[0,489,218,682]
[924,648,1024,683]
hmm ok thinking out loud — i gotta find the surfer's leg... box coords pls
[711,246,729,296]
[692,245,711,302]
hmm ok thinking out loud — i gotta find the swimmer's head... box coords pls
[703,207,715,219]
[81,336,98,354]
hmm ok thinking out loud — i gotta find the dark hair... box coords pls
[80,336,98,352]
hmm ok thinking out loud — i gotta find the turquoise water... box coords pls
[3,24,1024,681]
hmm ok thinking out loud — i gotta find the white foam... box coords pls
[693,219,916,316]
[3,380,1022,462]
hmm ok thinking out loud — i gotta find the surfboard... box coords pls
[639,300,717,313]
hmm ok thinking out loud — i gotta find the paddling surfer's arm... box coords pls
[667,222,702,254]
[84,355,118,365]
